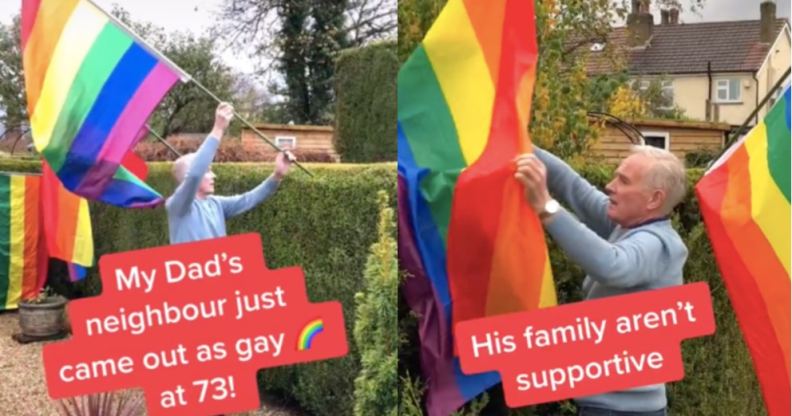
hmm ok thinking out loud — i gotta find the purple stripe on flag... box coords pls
[76,63,178,197]
[399,175,466,416]
[98,63,180,162]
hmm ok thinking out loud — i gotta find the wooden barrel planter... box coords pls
[18,295,67,338]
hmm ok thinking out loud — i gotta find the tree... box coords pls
[353,191,398,416]
[220,0,396,124]
[0,17,27,131]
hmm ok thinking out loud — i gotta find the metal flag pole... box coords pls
[86,0,313,177]
[144,125,182,158]
[189,81,314,177]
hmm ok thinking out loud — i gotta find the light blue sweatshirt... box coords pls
[534,147,688,412]
[166,136,280,244]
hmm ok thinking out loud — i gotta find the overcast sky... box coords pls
[0,0,260,75]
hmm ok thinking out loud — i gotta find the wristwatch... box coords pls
[539,199,560,220]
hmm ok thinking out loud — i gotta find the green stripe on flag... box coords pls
[47,23,133,171]
[398,45,466,171]
[420,170,461,247]
[0,176,11,308]
[765,93,790,202]
[399,45,469,246]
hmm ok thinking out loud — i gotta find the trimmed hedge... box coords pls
[400,162,766,416]
[334,42,398,163]
[0,157,397,416]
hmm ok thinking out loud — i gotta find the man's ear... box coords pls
[647,189,666,211]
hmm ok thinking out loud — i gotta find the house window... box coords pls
[641,131,670,150]
[275,135,297,149]
[716,79,741,103]
[658,80,674,109]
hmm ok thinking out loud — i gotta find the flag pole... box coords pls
[86,0,314,177]
[144,125,182,158]
[189,80,314,177]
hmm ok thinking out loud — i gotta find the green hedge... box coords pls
[334,42,398,163]
[400,162,765,416]
[0,158,397,416]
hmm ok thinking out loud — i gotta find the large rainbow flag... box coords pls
[21,0,187,208]
[0,174,48,310]
[695,86,790,416]
[398,0,557,413]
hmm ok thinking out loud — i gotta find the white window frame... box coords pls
[640,131,670,151]
[715,79,742,103]
[275,135,297,149]
[657,80,674,110]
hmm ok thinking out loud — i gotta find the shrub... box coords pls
[0,157,396,416]
[684,149,720,168]
[334,42,398,162]
[353,191,398,416]
[133,139,337,163]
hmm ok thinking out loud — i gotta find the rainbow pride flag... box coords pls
[695,86,790,416]
[398,0,557,413]
[0,174,47,310]
[41,162,93,281]
[22,0,187,208]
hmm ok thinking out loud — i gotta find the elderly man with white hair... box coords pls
[515,145,688,416]
[167,102,292,244]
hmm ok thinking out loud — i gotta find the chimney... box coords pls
[661,10,670,25]
[669,8,679,24]
[761,1,776,43]
[627,0,653,46]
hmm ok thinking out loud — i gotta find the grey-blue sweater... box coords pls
[166,136,280,244]
[535,147,688,412]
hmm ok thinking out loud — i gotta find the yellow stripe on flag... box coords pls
[745,122,791,275]
[72,198,93,266]
[30,1,108,151]
[423,0,494,166]
[6,177,26,309]
[539,252,557,308]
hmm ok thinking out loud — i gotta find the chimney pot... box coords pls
[669,8,679,24]
[760,1,776,43]
[661,10,670,24]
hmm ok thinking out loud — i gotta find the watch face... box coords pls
[546,199,560,214]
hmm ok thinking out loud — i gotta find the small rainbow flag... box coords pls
[398,0,556,414]
[695,86,790,416]
[21,0,187,208]
[0,174,47,310]
[297,319,324,351]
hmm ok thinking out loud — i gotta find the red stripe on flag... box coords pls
[21,176,40,300]
[121,151,149,181]
[447,0,546,326]
[42,162,79,262]
[20,0,42,50]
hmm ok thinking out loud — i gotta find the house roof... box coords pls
[587,19,790,75]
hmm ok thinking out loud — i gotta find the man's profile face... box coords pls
[605,154,653,226]
[199,169,216,195]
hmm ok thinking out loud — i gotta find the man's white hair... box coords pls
[172,153,197,184]
[629,145,687,213]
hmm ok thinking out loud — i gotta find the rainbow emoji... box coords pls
[297,319,324,351]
